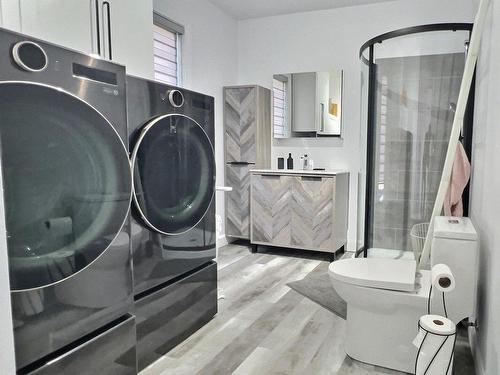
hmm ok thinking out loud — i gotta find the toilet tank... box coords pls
[430,216,478,323]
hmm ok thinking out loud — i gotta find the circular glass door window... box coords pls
[0,83,132,291]
[132,114,215,235]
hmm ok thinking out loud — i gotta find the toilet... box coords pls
[329,217,478,373]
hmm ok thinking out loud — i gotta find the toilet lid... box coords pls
[329,258,417,292]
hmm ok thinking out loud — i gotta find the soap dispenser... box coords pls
[303,154,309,170]
[287,153,293,170]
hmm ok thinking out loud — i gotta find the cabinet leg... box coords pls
[339,245,345,254]
[251,244,258,253]
[329,245,345,262]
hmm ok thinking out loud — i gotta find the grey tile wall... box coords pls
[371,53,465,252]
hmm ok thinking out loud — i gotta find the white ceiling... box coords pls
[207,0,399,20]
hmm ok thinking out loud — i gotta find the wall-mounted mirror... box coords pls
[273,70,343,139]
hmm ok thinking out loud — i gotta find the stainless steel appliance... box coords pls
[0,28,136,374]
[126,75,217,371]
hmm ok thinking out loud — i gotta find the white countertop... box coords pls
[250,168,349,176]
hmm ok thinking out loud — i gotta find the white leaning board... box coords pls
[419,0,491,268]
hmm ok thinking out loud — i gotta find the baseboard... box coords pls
[469,326,486,375]
[216,234,228,248]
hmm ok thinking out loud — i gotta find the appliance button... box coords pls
[168,89,184,108]
[12,41,48,72]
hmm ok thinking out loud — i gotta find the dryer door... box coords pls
[0,82,132,291]
[131,114,215,235]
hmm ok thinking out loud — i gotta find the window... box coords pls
[273,77,287,138]
[153,13,184,86]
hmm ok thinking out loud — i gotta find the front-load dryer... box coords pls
[126,75,217,370]
[0,28,136,373]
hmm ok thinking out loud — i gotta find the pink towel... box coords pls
[444,142,470,217]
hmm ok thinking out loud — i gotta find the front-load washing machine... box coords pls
[0,28,136,373]
[126,75,217,370]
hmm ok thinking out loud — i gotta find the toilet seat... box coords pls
[329,258,417,292]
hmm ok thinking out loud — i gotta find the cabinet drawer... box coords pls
[26,315,136,375]
[135,262,217,371]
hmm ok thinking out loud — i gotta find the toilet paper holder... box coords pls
[427,264,455,319]
[413,314,456,375]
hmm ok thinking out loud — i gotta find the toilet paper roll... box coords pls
[44,217,73,238]
[431,264,455,293]
[414,314,456,375]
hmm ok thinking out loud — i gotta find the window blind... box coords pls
[153,24,179,85]
[273,78,287,137]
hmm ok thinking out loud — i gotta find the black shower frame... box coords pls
[357,23,475,258]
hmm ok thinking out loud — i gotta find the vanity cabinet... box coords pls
[251,171,349,254]
[0,0,154,79]
[224,85,272,239]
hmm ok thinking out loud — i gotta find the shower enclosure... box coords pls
[358,24,475,258]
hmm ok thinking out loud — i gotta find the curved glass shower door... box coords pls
[359,25,474,258]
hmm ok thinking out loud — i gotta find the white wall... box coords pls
[0,1,20,31]
[469,0,500,374]
[237,0,477,251]
[153,0,239,246]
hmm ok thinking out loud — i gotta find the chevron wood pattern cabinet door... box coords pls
[251,174,292,246]
[291,176,335,251]
[224,87,257,163]
[225,164,252,238]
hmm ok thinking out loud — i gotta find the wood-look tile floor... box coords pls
[140,243,406,375]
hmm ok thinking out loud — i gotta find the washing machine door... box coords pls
[131,114,215,235]
[0,82,132,291]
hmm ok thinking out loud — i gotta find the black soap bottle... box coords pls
[277,157,285,169]
[286,153,293,170]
